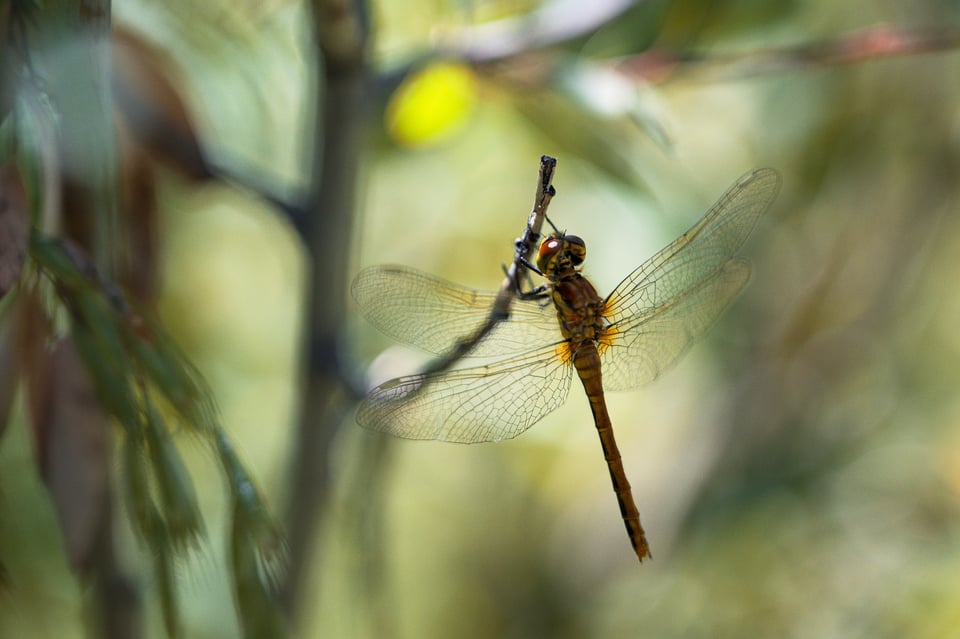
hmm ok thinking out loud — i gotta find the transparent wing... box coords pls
[600,259,750,390]
[357,342,573,443]
[351,265,560,357]
[599,168,780,390]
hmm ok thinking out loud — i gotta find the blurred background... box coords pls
[2,0,960,637]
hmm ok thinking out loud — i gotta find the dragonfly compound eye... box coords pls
[537,236,564,273]
[564,235,586,265]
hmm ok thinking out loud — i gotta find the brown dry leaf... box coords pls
[0,318,15,441]
[0,162,30,299]
[19,287,52,431]
[112,27,207,302]
[0,161,27,440]
[112,28,211,180]
[31,337,110,576]
[116,116,159,302]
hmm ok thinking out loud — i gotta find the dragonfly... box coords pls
[352,167,781,561]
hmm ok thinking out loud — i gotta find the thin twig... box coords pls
[616,23,960,82]
[417,155,557,379]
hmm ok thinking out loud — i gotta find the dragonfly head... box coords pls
[537,233,586,275]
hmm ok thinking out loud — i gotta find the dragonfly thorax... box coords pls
[537,233,586,277]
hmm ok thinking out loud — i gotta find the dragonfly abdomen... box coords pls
[572,341,652,562]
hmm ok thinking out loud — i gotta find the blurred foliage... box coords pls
[1,1,286,637]
[2,0,960,638]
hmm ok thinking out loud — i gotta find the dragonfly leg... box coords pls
[517,285,549,302]
[501,257,549,300]
[517,254,543,276]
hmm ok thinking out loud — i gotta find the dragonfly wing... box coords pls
[357,342,573,443]
[600,259,751,391]
[604,168,779,325]
[598,168,779,391]
[351,265,560,357]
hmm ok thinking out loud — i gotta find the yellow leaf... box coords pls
[386,63,477,146]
